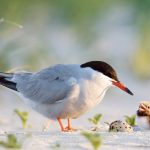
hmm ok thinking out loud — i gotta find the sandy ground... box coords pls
[0,77,150,150]
[0,130,150,150]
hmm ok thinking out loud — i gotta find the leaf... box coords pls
[104,122,110,126]
[81,132,102,150]
[88,114,102,125]
[125,114,137,126]
[14,109,29,128]
[51,143,61,150]
[0,134,21,149]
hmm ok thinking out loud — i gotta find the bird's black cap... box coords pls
[81,61,119,81]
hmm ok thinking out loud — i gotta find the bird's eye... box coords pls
[147,106,150,109]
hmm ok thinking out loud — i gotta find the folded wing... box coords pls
[15,65,78,104]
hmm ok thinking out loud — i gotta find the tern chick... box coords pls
[137,101,150,128]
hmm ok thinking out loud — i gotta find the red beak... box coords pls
[112,81,133,96]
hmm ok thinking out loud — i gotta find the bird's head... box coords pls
[137,102,150,117]
[81,61,133,96]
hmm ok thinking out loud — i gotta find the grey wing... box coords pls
[15,67,77,104]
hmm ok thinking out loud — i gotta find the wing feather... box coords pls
[15,65,78,104]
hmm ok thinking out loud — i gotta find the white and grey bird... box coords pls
[0,61,133,131]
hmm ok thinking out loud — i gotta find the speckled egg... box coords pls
[109,120,133,132]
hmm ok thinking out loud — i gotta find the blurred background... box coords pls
[0,0,150,131]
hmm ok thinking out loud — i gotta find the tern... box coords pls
[0,61,133,131]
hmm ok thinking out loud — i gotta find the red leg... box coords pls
[64,118,77,131]
[57,117,77,132]
[67,118,71,130]
[57,118,65,131]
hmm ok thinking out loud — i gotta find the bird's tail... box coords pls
[0,72,17,91]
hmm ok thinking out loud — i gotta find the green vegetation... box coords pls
[88,114,102,126]
[81,132,102,150]
[51,143,61,150]
[132,49,150,79]
[125,114,137,126]
[14,109,29,128]
[0,134,21,149]
[0,18,23,29]
[104,122,110,126]
[88,114,103,131]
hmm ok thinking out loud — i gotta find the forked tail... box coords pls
[0,72,17,91]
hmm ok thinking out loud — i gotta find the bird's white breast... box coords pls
[59,68,112,118]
